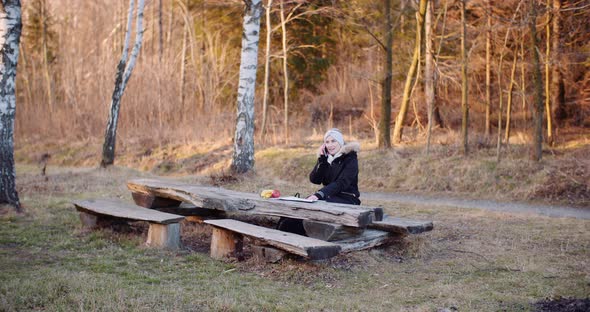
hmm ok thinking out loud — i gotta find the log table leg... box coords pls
[147,223,181,249]
[210,227,244,260]
[132,192,182,209]
[303,220,364,241]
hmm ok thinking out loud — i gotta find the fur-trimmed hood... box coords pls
[339,141,360,155]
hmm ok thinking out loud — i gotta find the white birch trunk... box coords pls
[0,0,22,211]
[101,0,145,167]
[231,0,262,173]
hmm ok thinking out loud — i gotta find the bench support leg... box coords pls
[252,245,286,263]
[147,223,181,249]
[79,211,99,228]
[132,192,182,209]
[79,211,124,229]
[210,227,244,260]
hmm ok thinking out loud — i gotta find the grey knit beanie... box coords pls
[324,128,344,146]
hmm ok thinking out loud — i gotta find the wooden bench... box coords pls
[73,199,185,249]
[204,219,341,260]
[304,216,433,252]
[368,215,434,235]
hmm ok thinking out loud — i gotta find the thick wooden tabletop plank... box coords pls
[205,219,341,259]
[73,199,185,224]
[368,215,434,234]
[128,178,376,227]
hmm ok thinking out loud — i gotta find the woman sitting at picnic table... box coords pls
[278,128,361,235]
[306,128,361,205]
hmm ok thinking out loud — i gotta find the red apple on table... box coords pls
[271,190,280,198]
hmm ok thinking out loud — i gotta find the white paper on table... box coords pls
[276,196,316,203]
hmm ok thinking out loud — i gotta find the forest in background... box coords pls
[15,0,589,151]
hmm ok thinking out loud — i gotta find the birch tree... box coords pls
[0,0,22,211]
[231,0,262,173]
[100,0,145,167]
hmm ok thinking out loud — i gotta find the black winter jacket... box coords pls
[309,142,361,205]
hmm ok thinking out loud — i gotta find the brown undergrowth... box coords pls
[14,128,590,207]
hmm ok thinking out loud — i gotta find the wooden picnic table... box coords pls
[124,178,433,260]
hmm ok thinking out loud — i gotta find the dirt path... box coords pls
[363,192,590,220]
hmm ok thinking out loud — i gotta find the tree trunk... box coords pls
[460,0,468,155]
[231,0,262,174]
[41,0,52,112]
[529,0,544,161]
[484,0,492,137]
[166,0,174,45]
[377,0,393,148]
[101,0,145,167]
[260,0,273,139]
[520,38,527,128]
[158,0,163,60]
[544,0,553,145]
[551,0,565,123]
[179,1,188,115]
[279,0,289,144]
[0,0,23,211]
[425,0,435,154]
[505,47,518,144]
[392,0,427,144]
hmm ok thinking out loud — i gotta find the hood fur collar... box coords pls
[339,141,360,155]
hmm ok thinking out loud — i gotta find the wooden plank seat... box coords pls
[73,199,185,249]
[204,219,341,260]
[368,215,434,235]
[128,178,381,227]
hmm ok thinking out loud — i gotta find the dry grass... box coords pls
[1,165,588,311]
[14,125,590,207]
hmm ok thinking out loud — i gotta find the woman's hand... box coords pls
[306,194,319,201]
[317,143,327,156]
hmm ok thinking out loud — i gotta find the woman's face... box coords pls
[324,136,341,155]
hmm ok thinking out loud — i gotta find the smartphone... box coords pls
[324,146,329,155]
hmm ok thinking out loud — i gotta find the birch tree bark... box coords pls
[392,0,427,144]
[377,0,393,148]
[231,0,262,173]
[0,0,22,211]
[100,0,145,167]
